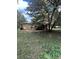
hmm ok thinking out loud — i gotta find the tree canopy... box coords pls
[26,0,61,30]
[17,10,27,28]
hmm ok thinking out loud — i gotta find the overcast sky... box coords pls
[17,0,32,22]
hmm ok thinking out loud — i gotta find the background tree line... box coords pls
[17,11,27,29]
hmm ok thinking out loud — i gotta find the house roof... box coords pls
[22,22,32,25]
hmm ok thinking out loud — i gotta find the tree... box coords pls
[17,10,27,29]
[26,0,61,31]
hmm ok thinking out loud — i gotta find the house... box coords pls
[20,22,32,30]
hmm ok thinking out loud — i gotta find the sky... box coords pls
[17,0,32,22]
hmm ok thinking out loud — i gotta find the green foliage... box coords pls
[27,0,61,30]
[17,11,27,28]
[39,45,61,59]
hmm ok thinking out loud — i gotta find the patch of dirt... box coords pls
[21,29,43,32]
[21,28,61,33]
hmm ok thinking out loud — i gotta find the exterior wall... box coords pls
[22,24,32,30]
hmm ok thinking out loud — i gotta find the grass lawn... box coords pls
[17,30,61,59]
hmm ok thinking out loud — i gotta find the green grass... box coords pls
[17,30,61,59]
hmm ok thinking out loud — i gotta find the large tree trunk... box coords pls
[50,8,56,22]
[48,13,51,31]
[48,23,51,31]
[51,12,61,29]
[47,8,56,31]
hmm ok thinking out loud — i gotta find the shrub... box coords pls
[39,45,61,59]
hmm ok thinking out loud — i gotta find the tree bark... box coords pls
[51,12,61,29]
[48,13,51,31]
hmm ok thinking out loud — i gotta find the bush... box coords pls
[39,45,61,59]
